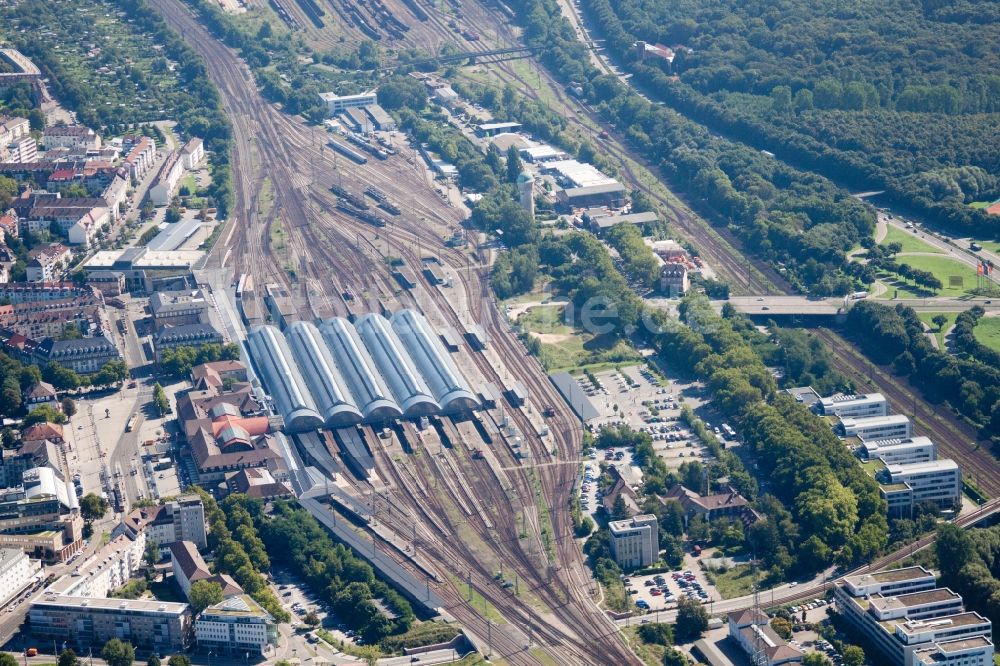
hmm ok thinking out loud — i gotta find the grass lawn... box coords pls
[917,312,956,348]
[517,304,642,371]
[874,273,934,299]
[969,201,996,209]
[973,316,1000,354]
[877,255,980,297]
[704,563,756,599]
[881,226,944,254]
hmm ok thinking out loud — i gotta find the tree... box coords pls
[505,145,524,183]
[674,596,709,641]
[164,207,181,224]
[637,622,673,646]
[0,655,17,666]
[842,645,864,666]
[167,656,190,666]
[23,404,67,426]
[932,314,948,331]
[61,397,77,417]
[80,493,110,522]
[146,657,160,666]
[144,539,160,567]
[770,616,792,640]
[304,610,321,626]
[770,85,793,114]
[662,648,688,666]
[101,639,135,666]
[58,649,79,666]
[803,654,829,666]
[189,580,224,614]
[937,523,975,579]
[152,383,169,416]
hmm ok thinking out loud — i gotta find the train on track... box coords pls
[346,132,390,160]
[337,199,387,228]
[331,184,369,210]
[328,139,368,165]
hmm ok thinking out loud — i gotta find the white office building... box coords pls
[835,567,993,666]
[0,548,40,607]
[881,459,962,514]
[862,437,936,466]
[608,514,658,569]
[913,637,994,666]
[819,392,889,418]
[842,567,937,598]
[840,414,912,440]
[195,595,278,656]
[319,91,377,115]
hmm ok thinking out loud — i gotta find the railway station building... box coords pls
[246,310,479,431]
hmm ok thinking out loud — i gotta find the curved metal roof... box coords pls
[355,313,439,417]
[390,309,478,413]
[319,317,401,421]
[286,321,363,427]
[247,326,323,433]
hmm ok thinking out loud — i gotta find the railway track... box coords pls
[813,327,1000,497]
[151,2,637,661]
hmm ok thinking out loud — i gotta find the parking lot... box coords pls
[624,562,722,613]
[579,365,730,472]
[273,569,363,647]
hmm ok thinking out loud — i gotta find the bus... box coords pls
[125,413,137,433]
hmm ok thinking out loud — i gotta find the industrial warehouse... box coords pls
[246,310,479,431]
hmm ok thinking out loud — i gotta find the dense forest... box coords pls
[845,301,1000,436]
[937,523,1000,627]
[581,0,1000,237]
[502,0,876,295]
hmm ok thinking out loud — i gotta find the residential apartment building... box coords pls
[0,210,18,240]
[839,414,912,440]
[122,136,157,180]
[0,548,41,607]
[608,514,658,569]
[0,116,29,148]
[125,495,208,550]
[659,263,689,297]
[195,595,278,656]
[180,138,204,170]
[149,152,183,206]
[7,136,36,163]
[835,568,993,666]
[31,516,188,656]
[862,437,936,466]
[101,176,128,221]
[817,392,889,419]
[35,336,121,374]
[30,596,190,652]
[43,126,101,153]
[26,243,71,282]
